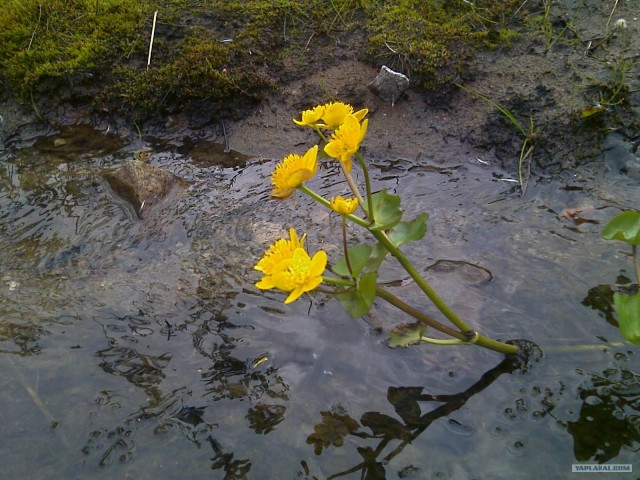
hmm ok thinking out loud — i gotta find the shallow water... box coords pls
[1,125,639,479]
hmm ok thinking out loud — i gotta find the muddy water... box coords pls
[1,126,639,479]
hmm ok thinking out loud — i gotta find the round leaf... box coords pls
[602,210,640,245]
[614,292,640,345]
[389,322,426,348]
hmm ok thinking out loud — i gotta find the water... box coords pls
[1,126,639,479]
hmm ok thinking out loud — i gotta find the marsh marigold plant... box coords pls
[252,101,520,357]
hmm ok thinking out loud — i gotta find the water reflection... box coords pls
[307,347,535,480]
[568,368,640,464]
[0,320,45,355]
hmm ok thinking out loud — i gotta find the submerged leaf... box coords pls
[602,210,640,245]
[614,292,640,345]
[389,322,426,348]
[360,412,410,439]
[306,411,360,455]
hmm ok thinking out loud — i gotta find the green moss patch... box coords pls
[0,0,521,123]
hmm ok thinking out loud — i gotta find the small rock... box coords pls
[369,65,410,106]
[104,160,188,218]
[53,138,67,147]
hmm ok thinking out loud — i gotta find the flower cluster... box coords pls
[293,101,367,129]
[256,101,368,304]
[269,102,368,199]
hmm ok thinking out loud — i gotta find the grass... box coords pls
[456,83,536,195]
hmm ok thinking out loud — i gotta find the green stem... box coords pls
[355,151,375,223]
[371,229,476,335]
[340,164,368,218]
[323,276,355,288]
[421,336,474,346]
[375,287,467,340]
[298,184,369,228]
[377,287,517,355]
[341,217,353,278]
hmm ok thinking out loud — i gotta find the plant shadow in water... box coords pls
[568,367,640,464]
[306,340,541,480]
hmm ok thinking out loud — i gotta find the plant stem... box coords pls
[375,287,467,340]
[340,164,368,218]
[323,276,355,288]
[298,185,369,228]
[355,151,375,223]
[376,287,518,355]
[341,217,353,277]
[371,229,476,334]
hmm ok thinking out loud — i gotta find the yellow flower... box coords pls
[254,228,305,276]
[318,102,368,129]
[271,145,319,199]
[260,248,327,304]
[293,105,325,127]
[323,114,368,172]
[330,195,358,215]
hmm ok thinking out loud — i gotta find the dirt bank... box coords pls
[1,1,639,181]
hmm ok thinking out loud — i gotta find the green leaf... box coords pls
[388,322,426,348]
[614,292,640,345]
[388,212,428,247]
[336,271,377,318]
[364,243,388,274]
[367,190,402,231]
[332,244,372,278]
[602,210,640,245]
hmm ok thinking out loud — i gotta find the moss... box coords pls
[363,0,521,86]
[0,0,148,96]
[0,0,522,123]
[100,30,273,121]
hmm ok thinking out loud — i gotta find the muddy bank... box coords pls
[1,0,639,180]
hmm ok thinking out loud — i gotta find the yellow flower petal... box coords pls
[256,276,276,290]
[353,108,368,122]
[293,105,325,127]
[309,250,328,276]
[319,102,353,129]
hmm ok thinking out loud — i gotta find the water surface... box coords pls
[1,126,639,479]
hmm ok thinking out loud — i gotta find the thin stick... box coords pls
[605,0,619,29]
[27,4,42,51]
[7,356,72,450]
[147,11,158,70]
[220,120,231,153]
